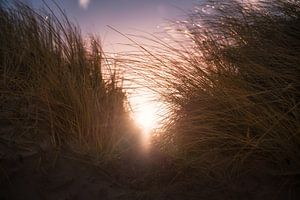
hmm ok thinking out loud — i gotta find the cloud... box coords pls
[79,0,90,10]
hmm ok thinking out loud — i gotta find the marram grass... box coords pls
[0,2,137,160]
[128,0,300,176]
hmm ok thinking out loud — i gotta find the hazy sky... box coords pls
[26,0,197,51]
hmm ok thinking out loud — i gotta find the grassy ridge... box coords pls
[0,2,135,160]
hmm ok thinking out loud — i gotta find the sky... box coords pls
[26,0,198,52]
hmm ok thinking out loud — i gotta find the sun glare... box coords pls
[132,97,163,150]
[130,91,165,137]
[135,104,158,133]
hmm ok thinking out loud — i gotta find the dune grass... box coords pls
[1,0,299,186]
[0,2,137,160]
[126,0,300,177]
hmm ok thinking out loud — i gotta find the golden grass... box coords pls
[0,2,137,160]
[1,0,299,182]
[126,0,300,176]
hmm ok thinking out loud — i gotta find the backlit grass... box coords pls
[127,0,300,177]
[0,1,136,160]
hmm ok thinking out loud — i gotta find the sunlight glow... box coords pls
[132,97,163,151]
[130,90,166,141]
[135,104,158,134]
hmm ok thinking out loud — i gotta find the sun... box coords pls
[130,89,169,146]
[130,91,163,135]
[134,104,158,133]
[133,101,162,150]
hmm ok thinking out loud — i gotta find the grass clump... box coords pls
[0,2,135,160]
[131,0,300,175]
